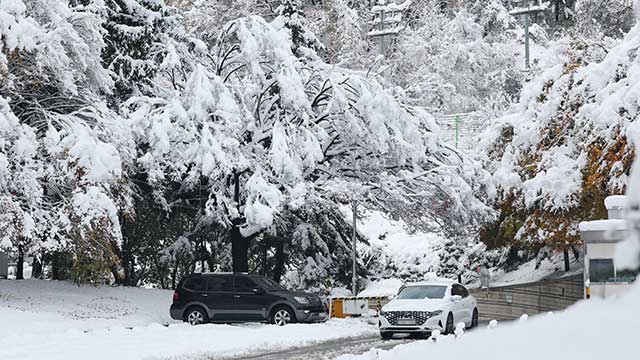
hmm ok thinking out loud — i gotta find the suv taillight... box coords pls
[173,291,180,303]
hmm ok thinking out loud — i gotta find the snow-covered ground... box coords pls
[0,279,376,360]
[0,278,173,328]
[338,280,640,360]
[484,252,582,287]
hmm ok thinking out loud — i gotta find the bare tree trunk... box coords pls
[261,242,268,276]
[231,170,249,273]
[563,246,570,272]
[32,256,42,279]
[16,245,24,280]
[171,265,178,290]
[273,240,286,283]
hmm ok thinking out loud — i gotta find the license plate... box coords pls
[397,319,416,325]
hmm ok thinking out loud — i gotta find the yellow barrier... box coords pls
[329,296,388,318]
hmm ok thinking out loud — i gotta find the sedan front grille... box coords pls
[382,311,432,325]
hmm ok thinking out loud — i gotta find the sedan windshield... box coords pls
[396,285,447,299]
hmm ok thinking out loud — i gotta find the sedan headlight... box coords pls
[294,296,310,304]
[429,310,443,317]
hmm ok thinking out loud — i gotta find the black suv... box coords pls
[170,273,327,326]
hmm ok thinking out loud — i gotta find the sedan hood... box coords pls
[382,298,449,312]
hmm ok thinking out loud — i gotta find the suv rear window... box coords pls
[183,277,205,291]
[207,275,233,292]
[254,276,286,291]
[235,276,258,292]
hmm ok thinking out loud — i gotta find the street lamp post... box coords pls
[352,199,357,296]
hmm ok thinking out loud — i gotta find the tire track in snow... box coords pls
[210,335,416,360]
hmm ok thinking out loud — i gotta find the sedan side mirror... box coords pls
[451,295,462,302]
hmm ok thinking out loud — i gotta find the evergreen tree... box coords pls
[276,0,322,56]
[101,0,172,102]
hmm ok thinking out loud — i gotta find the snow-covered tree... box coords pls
[477,12,640,264]
[0,0,132,281]
[124,13,492,274]
[98,0,173,102]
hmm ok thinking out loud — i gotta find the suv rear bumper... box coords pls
[170,304,184,320]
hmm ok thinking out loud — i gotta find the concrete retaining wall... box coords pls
[469,275,583,321]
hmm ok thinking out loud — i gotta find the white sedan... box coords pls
[378,279,478,339]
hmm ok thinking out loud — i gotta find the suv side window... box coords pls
[235,276,258,292]
[183,277,205,292]
[207,275,233,292]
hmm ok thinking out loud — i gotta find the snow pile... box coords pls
[357,278,404,298]
[0,279,174,328]
[605,195,627,210]
[338,280,640,360]
[0,279,376,360]
[579,219,627,232]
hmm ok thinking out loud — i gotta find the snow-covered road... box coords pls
[215,335,413,360]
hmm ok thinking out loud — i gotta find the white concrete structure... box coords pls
[579,196,638,299]
[0,252,8,279]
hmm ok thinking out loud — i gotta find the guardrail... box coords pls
[469,275,583,321]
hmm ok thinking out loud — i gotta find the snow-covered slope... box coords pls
[0,279,174,328]
[476,11,640,254]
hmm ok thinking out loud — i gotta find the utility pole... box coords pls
[367,1,412,56]
[454,115,460,148]
[509,0,547,69]
[352,199,358,296]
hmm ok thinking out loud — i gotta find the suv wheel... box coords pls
[380,332,393,340]
[271,306,295,326]
[185,306,208,326]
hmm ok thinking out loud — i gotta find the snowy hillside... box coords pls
[475,2,640,261]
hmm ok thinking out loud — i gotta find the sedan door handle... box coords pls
[201,294,208,297]
[234,295,240,298]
